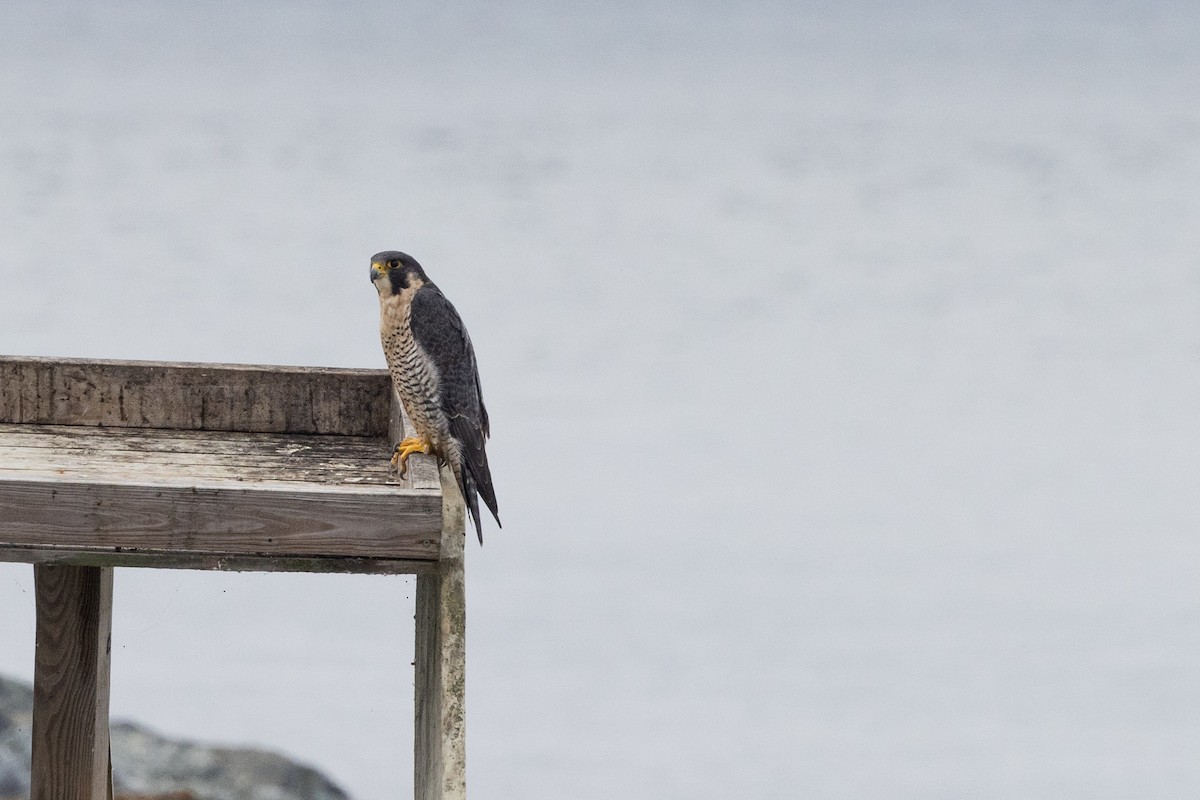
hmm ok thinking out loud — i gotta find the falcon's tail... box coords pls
[447,416,500,544]
[457,461,501,545]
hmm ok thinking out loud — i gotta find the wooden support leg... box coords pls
[414,467,467,800]
[30,564,114,800]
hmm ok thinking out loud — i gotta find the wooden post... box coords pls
[414,467,467,800]
[30,564,114,800]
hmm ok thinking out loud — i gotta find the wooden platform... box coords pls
[0,356,443,573]
[0,355,468,800]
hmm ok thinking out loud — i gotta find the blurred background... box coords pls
[2,1,1200,798]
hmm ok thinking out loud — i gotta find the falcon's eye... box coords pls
[389,260,400,269]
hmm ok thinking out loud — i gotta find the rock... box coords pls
[0,677,33,800]
[0,674,350,800]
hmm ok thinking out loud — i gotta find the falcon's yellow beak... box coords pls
[370,263,385,282]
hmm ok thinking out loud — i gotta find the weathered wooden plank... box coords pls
[0,547,436,575]
[0,422,426,490]
[414,466,467,800]
[0,479,442,561]
[0,448,392,486]
[0,465,401,494]
[0,423,385,452]
[0,441,382,468]
[0,464,392,491]
[31,564,113,800]
[0,356,392,435]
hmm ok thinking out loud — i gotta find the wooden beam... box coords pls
[31,564,114,800]
[0,479,441,562]
[0,356,392,436]
[0,547,437,575]
[414,467,467,800]
[0,421,444,568]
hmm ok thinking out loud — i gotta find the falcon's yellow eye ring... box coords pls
[389,260,400,269]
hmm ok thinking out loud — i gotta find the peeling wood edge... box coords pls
[0,472,441,497]
[0,355,390,378]
[0,546,437,575]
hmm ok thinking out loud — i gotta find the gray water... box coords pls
[2,2,1200,798]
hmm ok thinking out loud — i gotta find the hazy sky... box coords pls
[3,3,1200,799]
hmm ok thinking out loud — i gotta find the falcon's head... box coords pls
[370,250,428,298]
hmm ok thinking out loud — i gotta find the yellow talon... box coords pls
[391,437,432,478]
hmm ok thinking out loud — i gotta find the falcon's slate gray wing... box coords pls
[409,285,500,536]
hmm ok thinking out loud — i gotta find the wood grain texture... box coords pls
[0,356,391,436]
[0,424,398,487]
[0,546,437,575]
[0,421,443,568]
[31,564,113,800]
[0,479,442,561]
[414,465,467,800]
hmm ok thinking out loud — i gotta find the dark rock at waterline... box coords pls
[0,674,349,800]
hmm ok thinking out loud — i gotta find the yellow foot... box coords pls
[391,436,433,478]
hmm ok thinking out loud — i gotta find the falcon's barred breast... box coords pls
[370,250,500,542]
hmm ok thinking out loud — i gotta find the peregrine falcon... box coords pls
[370,250,500,542]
